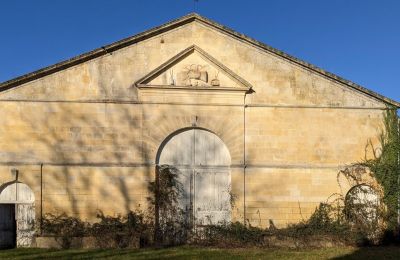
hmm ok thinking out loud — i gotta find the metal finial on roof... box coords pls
[193,0,199,12]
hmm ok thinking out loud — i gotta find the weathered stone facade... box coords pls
[0,14,398,244]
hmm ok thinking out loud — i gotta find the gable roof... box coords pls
[0,13,398,107]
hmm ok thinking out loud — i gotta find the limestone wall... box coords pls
[0,19,388,227]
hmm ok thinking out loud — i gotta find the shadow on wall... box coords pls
[11,98,244,227]
[7,99,392,238]
[14,101,154,221]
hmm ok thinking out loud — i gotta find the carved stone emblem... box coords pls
[184,64,208,86]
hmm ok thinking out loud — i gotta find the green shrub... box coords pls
[41,210,153,249]
[361,109,400,234]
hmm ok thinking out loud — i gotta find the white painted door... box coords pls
[16,204,35,247]
[194,170,231,225]
[158,128,231,226]
[176,168,192,214]
[0,182,36,248]
[0,204,16,249]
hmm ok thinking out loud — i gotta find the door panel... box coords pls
[176,169,192,213]
[159,128,231,226]
[16,204,35,247]
[159,130,194,166]
[160,129,231,167]
[194,130,230,166]
[194,170,231,225]
[0,204,16,249]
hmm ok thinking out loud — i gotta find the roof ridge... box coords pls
[192,14,399,107]
[0,13,398,107]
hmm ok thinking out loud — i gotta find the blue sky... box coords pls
[0,0,399,103]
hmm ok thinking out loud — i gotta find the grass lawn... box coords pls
[0,246,399,259]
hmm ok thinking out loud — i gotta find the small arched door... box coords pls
[158,128,231,226]
[345,184,379,222]
[0,182,35,248]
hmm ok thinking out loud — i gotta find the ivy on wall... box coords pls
[362,108,400,233]
[148,165,189,246]
[39,109,400,248]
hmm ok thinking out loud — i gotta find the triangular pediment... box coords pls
[134,45,252,92]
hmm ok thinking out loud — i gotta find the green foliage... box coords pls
[41,211,152,249]
[41,110,399,248]
[147,165,183,219]
[362,109,400,232]
[281,203,350,239]
[198,222,265,247]
[42,213,87,238]
[41,213,88,248]
[90,211,152,248]
[147,165,189,245]
[197,201,389,247]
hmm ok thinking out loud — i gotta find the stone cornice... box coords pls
[137,84,250,92]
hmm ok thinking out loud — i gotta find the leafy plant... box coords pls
[41,211,152,249]
[147,165,189,246]
[361,109,400,233]
[41,213,88,248]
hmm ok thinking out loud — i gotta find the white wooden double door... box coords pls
[178,167,231,226]
[0,204,34,249]
[159,129,231,226]
[0,182,36,248]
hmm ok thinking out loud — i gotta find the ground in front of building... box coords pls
[0,246,400,259]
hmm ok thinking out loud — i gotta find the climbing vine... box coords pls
[147,165,189,246]
[39,109,400,248]
[360,108,400,234]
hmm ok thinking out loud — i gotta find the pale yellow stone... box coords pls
[0,17,389,229]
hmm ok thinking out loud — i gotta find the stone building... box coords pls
[0,13,398,248]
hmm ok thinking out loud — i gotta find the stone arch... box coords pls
[0,181,35,248]
[156,127,232,225]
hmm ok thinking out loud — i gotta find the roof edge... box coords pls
[0,13,398,107]
[0,13,198,92]
[192,14,400,108]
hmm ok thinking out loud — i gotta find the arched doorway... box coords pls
[0,182,35,248]
[157,128,231,226]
